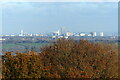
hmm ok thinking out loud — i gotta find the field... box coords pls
[2,43,50,53]
[3,43,49,49]
[2,39,119,54]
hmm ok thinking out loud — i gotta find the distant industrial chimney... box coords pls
[61,27,63,35]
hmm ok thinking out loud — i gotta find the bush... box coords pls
[2,39,118,79]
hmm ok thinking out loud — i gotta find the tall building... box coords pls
[21,30,23,35]
[57,30,60,36]
[93,32,97,37]
[19,30,24,36]
[100,32,104,36]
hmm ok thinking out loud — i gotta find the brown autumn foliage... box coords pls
[2,39,118,79]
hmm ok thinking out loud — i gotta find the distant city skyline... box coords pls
[2,2,118,35]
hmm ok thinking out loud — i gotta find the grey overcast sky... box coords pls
[2,2,118,35]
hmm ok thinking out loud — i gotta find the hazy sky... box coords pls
[2,2,118,35]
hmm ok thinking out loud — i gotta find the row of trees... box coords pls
[2,39,119,79]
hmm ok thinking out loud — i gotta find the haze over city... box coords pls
[2,2,118,35]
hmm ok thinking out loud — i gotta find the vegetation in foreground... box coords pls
[2,39,118,79]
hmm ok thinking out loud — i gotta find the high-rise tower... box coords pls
[19,30,24,36]
[100,32,104,36]
[21,30,23,35]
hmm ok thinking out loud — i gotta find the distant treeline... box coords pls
[2,36,119,44]
[1,39,118,79]
[2,38,52,43]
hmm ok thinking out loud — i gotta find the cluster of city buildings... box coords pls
[52,29,104,39]
[0,28,105,39]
